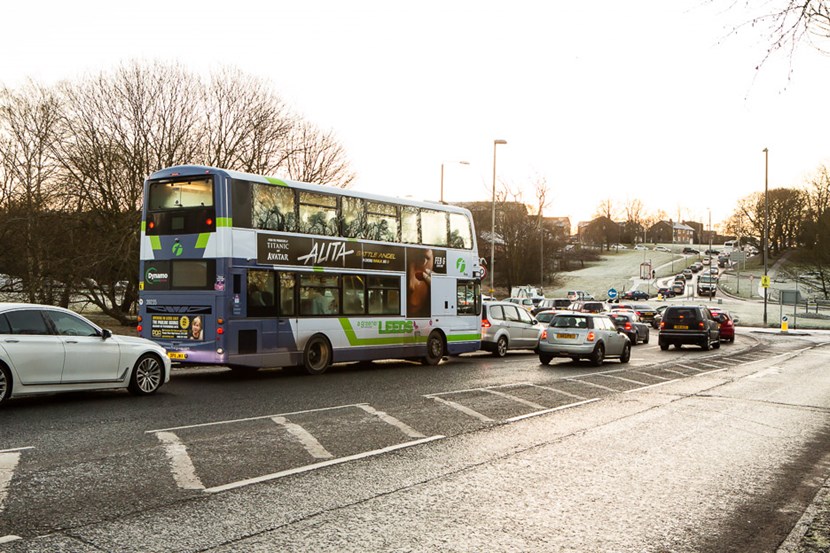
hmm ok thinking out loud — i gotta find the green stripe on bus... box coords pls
[217,217,232,227]
[141,221,146,232]
[446,333,481,342]
[150,236,161,250]
[195,233,210,249]
[338,319,428,346]
[265,177,288,187]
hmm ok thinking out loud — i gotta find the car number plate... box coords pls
[556,333,577,339]
[168,352,187,360]
[674,325,688,330]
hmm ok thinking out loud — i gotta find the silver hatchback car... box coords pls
[481,301,545,357]
[538,312,631,366]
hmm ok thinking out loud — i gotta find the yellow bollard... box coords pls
[781,319,788,332]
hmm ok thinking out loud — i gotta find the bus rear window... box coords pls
[143,260,216,291]
[148,178,214,210]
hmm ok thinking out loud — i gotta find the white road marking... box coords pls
[567,378,617,392]
[602,374,651,386]
[355,404,425,439]
[623,379,679,393]
[505,398,601,422]
[426,395,493,422]
[0,451,22,513]
[146,403,365,434]
[481,388,546,410]
[674,363,703,372]
[0,535,21,544]
[631,370,672,381]
[156,432,205,490]
[204,435,444,494]
[271,417,333,459]
[0,447,33,454]
[526,383,586,400]
[661,367,690,376]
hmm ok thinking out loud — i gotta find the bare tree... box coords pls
[283,120,356,187]
[593,198,617,220]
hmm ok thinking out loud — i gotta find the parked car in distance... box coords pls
[611,303,659,328]
[658,305,721,351]
[568,300,608,314]
[481,301,545,357]
[607,311,650,344]
[531,298,571,315]
[538,312,631,366]
[504,297,535,312]
[621,290,650,301]
[654,246,671,252]
[566,290,594,301]
[682,247,700,254]
[634,244,649,251]
[708,308,735,342]
[534,309,568,326]
[0,303,171,406]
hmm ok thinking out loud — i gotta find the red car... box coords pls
[709,309,735,342]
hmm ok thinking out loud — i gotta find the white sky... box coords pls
[2,1,828,233]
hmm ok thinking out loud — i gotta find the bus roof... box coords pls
[148,165,474,217]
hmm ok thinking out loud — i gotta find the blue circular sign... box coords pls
[607,288,618,299]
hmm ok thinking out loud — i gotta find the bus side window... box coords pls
[279,273,296,316]
[247,270,276,317]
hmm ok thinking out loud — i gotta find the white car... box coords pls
[634,245,649,251]
[0,303,171,406]
[654,246,671,252]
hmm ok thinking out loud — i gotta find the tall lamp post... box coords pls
[490,139,507,295]
[707,207,712,302]
[440,160,470,204]
[763,147,769,326]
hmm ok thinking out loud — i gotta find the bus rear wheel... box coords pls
[303,334,331,375]
[422,331,444,366]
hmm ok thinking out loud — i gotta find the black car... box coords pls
[657,287,676,298]
[658,305,721,351]
[682,247,700,254]
[531,298,571,316]
[621,290,650,301]
[608,311,650,344]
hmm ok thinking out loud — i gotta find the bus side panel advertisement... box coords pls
[406,247,446,318]
[256,233,407,272]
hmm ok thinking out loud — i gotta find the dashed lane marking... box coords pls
[0,447,31,514]
[204,435,444,494]
[356,404,425,439]
[505,398,601,422]
[272,417,333,459]
[0,535,21,544]
[481,388,546,410]
[426,395,494,422]
[155,432,205,491]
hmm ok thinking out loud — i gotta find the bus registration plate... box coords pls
[168,352,187,360]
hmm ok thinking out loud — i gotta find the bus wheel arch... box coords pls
[422,330,445,366]
[303,333,332,375]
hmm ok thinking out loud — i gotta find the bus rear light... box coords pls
[137,315,142,322]
[587,331,595,342]
[206,218,213,226]
[217,327,224,335]
[148,221,155,229]
[217,318,224,324]
[136,325,143,333]
[216,348,224,354]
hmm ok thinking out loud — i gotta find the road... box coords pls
[1,329,829,552]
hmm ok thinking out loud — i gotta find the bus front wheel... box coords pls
[303,334,332,375]
[422,331,445,366]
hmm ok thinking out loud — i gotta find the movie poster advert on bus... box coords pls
[150,314,208,341]
[405,247,447,318]
[257,233,407,272]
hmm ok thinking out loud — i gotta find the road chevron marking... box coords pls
[0,451,23,513]
[272,417,333,459]
[156,432,205,491]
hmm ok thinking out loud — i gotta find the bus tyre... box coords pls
[0,363,11,406]
[303,334,332,375]
[422,331,444,366]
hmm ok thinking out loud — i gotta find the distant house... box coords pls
[648,220,695,244]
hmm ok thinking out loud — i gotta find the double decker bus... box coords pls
[137,165,482,374]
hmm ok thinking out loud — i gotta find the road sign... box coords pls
[761,275,771,288]
[607,288,618,300]
[479,266,487,280]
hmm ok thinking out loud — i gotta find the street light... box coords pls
[763,147,769,326]
[707,207,712,302]
[490,139,507,294]
[440,160,470,204]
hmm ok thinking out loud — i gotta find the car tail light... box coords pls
[624,322,632,330]
[660,321,665,329]
[587,331,595,342]
[699,321,705,329]
[481,319,491,328]
[541,329,548,340]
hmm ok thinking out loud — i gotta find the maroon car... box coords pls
[709,308,735,342]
